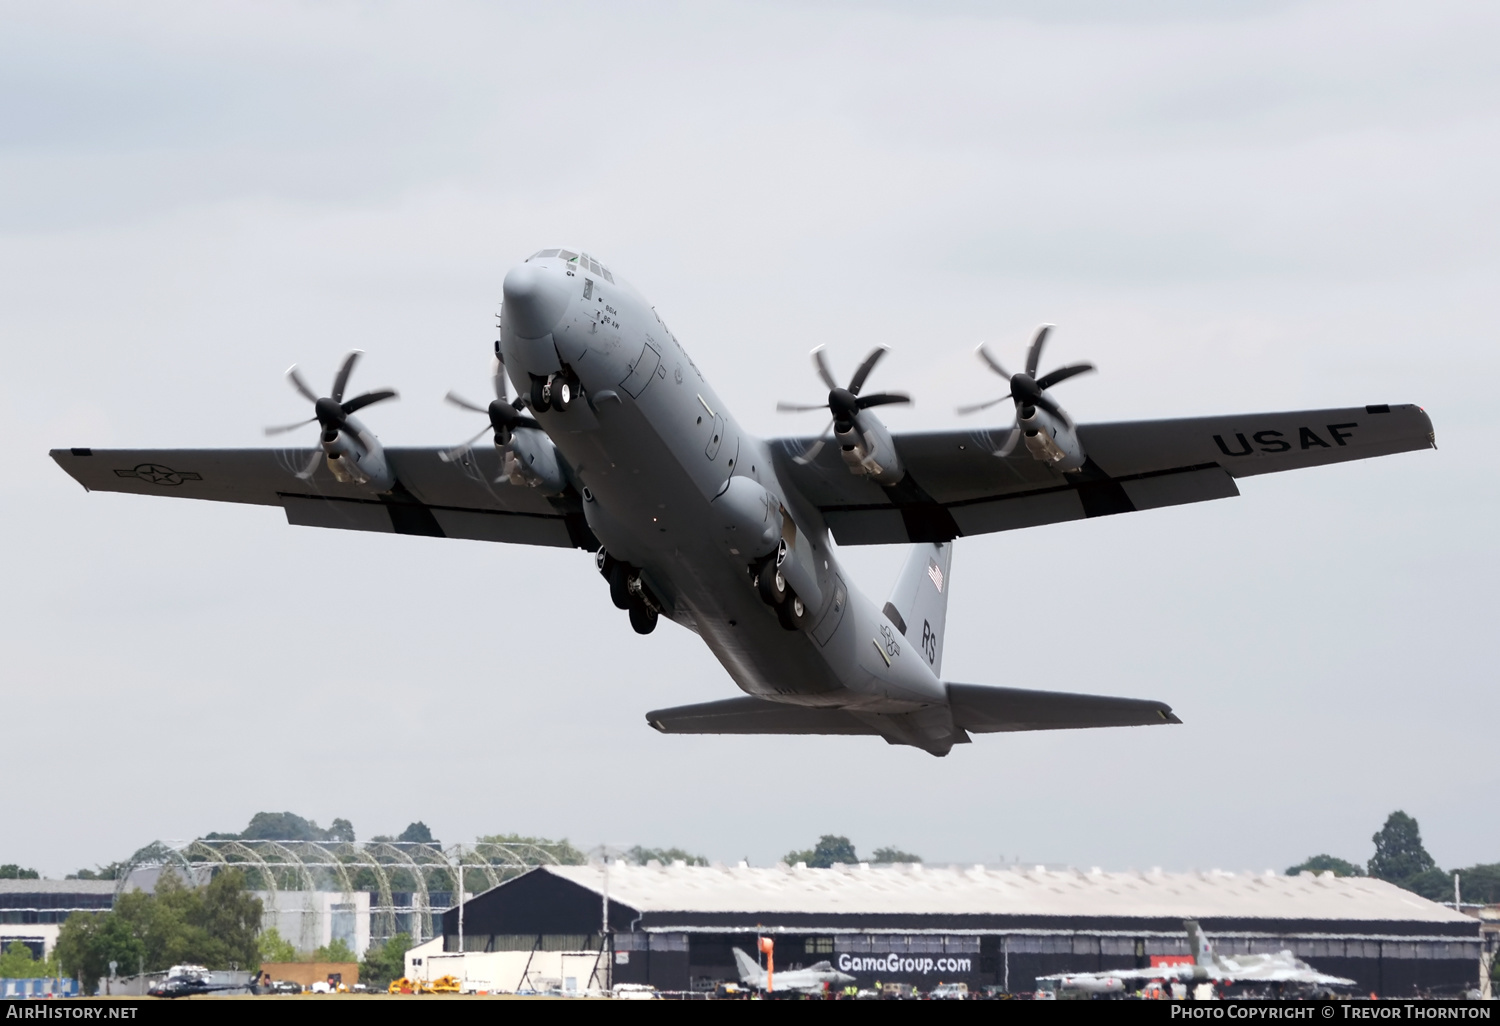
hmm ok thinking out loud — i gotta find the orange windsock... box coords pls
[758,936,774,955]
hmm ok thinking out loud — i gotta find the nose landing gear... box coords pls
[530,370,580,413]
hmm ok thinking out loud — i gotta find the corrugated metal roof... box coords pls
[544,864,1471,925]
[0,880,117,897]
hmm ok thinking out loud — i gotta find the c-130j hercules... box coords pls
[52,248,1434,756]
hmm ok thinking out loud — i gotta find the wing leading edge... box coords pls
[49,447,596,549]
[773,404,1433,545]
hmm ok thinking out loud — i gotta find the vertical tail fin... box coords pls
[731,947,764,984]
[883,542,952,676]
[1184,920,1216,967]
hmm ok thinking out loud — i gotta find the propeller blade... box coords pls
[955,395,1012,415]
[445,391,490,414]
[295,449,324,480]
[286,366,320,403]
[975,344,1011,381]
[438,424,494,462]
[847,345,889,396]
[994,425,1022,458]
[263,416,318,437]
[340,389,397,415]
[854,392,910,409]
[776,400,830,413]
[792,418,835,466]
[1034,362,1095,390]
[811,346,839,391]
[1031,391,1065,421]
[331,350,362,403]
[491,354,509,403]
[1024,324,1053,377]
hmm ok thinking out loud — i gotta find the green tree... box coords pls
[1454,863,1500,905]
[1286,854,1365,877]
[1368,811,1438,885]
[398,822,434,844]
[67,862,125,881]
[206,812,357,842]
[871,846,922,864]
[0,864,39,879]
[784,835,858,868]
[477,834,587,865]
[54,869,262,993]
[258,927,297,964]
[625,846,708,866]
[1400,868,1457,902]
[54,912,146,995]
[0,941,58,979]
[314,938,356,962]
[358,933,412,990]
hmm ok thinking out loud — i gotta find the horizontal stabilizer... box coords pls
[646,698,878,736]
[947,683,1180,732]
[646,685,1179,741]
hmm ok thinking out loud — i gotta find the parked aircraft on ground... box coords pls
[1042,919,1357,993]
[51,248,1434,755]
[731,947,855,994]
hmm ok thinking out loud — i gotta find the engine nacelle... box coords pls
[322,422,394,493]
[836,412,905,486]
[1017,405,1085,472]
[711,476,783,559]
[504,426,567,494]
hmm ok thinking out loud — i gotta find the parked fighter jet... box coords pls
[50,249,1435,755]
[731,948,855,994]
[1042,920,1356,992]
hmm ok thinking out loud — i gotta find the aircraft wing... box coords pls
[49,447,596,549]
[771,404,1433,545]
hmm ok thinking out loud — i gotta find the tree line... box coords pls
[1287,810,1500,903]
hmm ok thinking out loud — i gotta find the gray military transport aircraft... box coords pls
[51,248,1435,756]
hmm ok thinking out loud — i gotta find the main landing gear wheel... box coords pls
[609,562,633,610]
[551,373,577,411]
[628,601,658,635]
[777,592,812,631]
[530,375,551,412]
[755,557,788,605]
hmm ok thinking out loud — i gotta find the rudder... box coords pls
[883,541,952,676]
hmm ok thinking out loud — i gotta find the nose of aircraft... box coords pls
[503,262,573,339]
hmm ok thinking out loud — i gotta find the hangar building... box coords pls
[428,862,1484,996]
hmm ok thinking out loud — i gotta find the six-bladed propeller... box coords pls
[440,353,540,461]
[957,325,1094,456]
[776,345,911,464]
[264,350,398,478]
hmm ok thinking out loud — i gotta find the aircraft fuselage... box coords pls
[499,253,948,724]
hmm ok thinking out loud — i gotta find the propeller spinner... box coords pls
[264,350,398,478]
[776,345,911,465]
[957,325,1094,457]
[440,353,540,461]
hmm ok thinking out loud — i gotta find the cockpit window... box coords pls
[528,248,614,283]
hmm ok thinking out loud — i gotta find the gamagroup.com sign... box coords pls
[836,953,972,975]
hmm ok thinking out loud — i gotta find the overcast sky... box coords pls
[3,0,1496,879]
